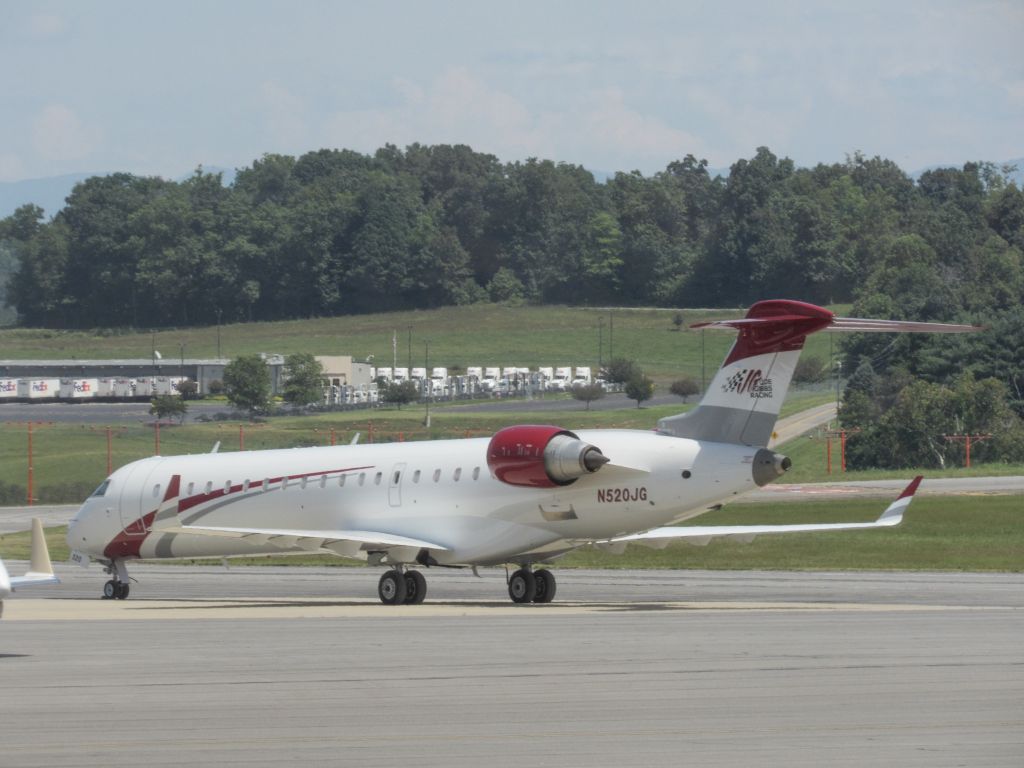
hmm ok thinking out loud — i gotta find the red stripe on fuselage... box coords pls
[103,464,374,560]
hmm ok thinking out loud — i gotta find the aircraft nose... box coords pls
[65,510,82,549]
[66,501,104,554]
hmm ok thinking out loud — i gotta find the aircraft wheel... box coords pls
[508,569,537,603]
[378,570,407,605]
[532,569,556,603]
[117,583,130,600]
[102,580,118,600]
[404,571,427,604]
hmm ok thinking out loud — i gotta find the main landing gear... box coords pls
[508,567,557,604]
[100,559,131,600]
[375,566,558,605]
[377,568,427,605]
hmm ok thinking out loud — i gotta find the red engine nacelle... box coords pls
[486,425,608,488]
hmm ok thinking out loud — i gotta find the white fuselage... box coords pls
[67,430,764,566]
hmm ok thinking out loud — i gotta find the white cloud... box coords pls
[322,69,712,172]
[570,88,709,170]
[1006,81,1024,110]
[0,154,27,183]
[258,80,308,148]
[25,12,66,40]
[323,68,548,159]
[31,104,97,163]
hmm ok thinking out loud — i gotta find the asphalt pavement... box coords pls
[2,568,1021,767]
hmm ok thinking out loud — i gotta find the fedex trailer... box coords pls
[18,379,61,399]
[59,378,98,399]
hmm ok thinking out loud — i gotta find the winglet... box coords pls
[898,475,924,500]
[877,475,923,525]
[28,518,54,577]
[7,518,60,590]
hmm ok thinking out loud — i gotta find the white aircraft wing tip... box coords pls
[603,475,923,546]
[876,475,924,525]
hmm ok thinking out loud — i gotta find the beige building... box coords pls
[316,356,373,389]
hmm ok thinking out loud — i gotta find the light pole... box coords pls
[835,359,842,414]
[609,311,614,360]
[216,309,222,359]
[423,339,431,428]
[701,328,706,394]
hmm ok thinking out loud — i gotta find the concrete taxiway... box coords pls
[2,567,1021,767]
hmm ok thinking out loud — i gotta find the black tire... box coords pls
[102,580,118,600]
[508,569,537,603]
[532,569,556,603]
[117,583,130,600]
[404,571,427,604]
[378,570,407,605]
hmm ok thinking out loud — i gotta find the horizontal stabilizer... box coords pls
[693,313,980,335]
[605,476,922,548]
[663,301,981,447]
[826,317,981,333]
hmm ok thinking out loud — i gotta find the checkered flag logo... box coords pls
[722,369,750,394]
[721,368,773,398]
[720,370,753,393]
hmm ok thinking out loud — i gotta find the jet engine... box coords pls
[487,425,609,488]
[751,448,792,486]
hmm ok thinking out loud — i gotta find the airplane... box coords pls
[0,518,60,618]
[65,300,977,604]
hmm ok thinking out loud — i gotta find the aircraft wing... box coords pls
[604,476,921,548]
[159,522,450,552]
[8,572,61,588]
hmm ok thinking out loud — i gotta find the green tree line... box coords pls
[3,145,1020,330]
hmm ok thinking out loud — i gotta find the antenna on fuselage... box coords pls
[350,433,360,445]
[210,441,220,453]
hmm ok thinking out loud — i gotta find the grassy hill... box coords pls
[0,303,847,385]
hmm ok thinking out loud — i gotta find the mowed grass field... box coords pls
[0,303,846,383]
[0,389,836,500]
[1,388,1021,501]
[1,495,1020,571]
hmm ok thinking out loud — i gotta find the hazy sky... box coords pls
[1,1,1021,182]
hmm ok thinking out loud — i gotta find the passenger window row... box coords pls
[171,466,485,498]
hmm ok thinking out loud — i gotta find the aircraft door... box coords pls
[388,463,406,507]
[118,461,162,536]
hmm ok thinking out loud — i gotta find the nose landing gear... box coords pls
[102,579,129,600]
[100,559,131,600]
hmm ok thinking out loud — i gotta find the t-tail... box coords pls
[657,299,979,447]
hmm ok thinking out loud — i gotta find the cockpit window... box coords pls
[90,479,111,498]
